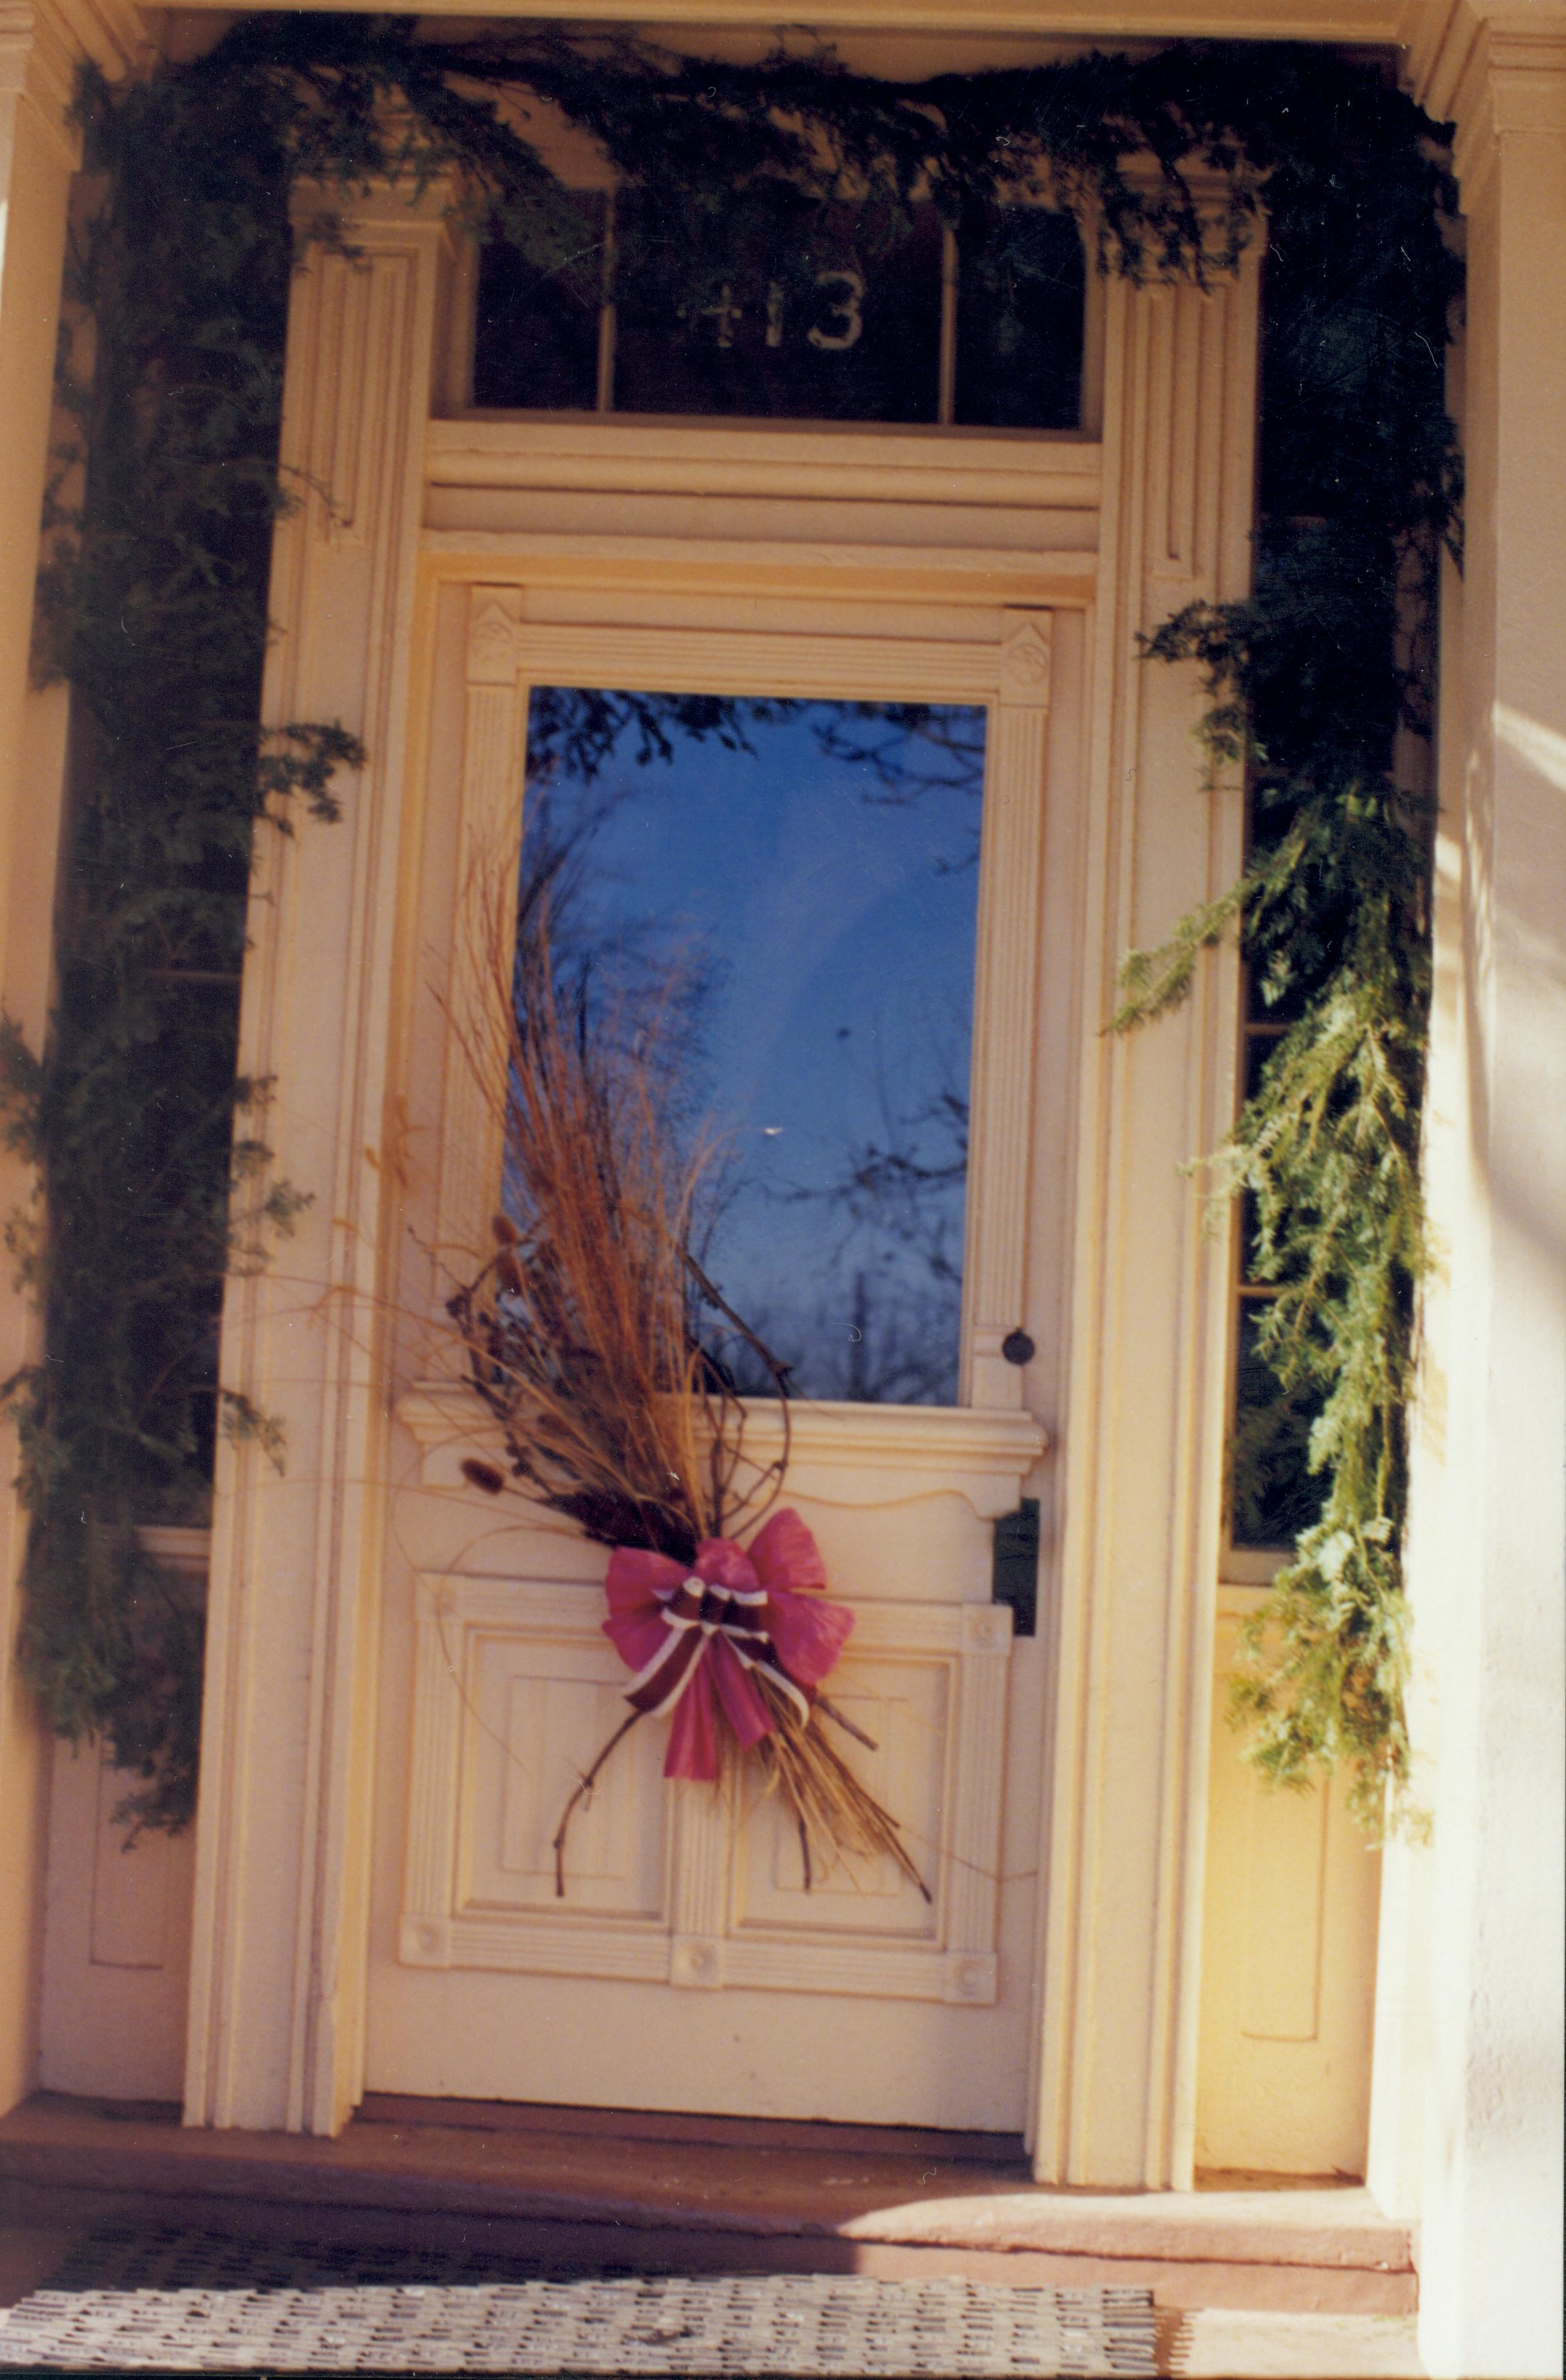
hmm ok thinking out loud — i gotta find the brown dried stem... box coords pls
[753,1675,932,1903]
[551,1707,644,1898]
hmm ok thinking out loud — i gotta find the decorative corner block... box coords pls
[669,1934,725,1988]
[998,615,1053,707]
[962,1602,1013,1655]
[944,1952,998,2005]
[400,1914,453,1968]
[466,588,523,684]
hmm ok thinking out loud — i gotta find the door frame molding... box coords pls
[183,177,1256,2185]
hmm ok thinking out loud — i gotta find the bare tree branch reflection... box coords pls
[809,702,986,814]
[526,688,786,786]
[529,690,986,823]
[515,689,982,1406]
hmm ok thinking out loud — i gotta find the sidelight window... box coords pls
[1227,984,1326,1553]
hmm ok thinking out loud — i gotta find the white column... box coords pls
[0,0,142,2116]
[183,184,456,2134]
[1391,9,1566,2375]
[1031,240,1259,2186]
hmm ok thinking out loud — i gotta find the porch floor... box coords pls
[0,2092,1416,2338]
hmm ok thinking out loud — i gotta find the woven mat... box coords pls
[0,2225,1157,2375]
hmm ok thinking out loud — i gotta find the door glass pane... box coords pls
[517,689,986,1404]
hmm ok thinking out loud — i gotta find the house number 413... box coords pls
[802,268,865,351]
[701,268,865,351]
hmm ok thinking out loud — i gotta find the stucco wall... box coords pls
[1399,16,1566,2371]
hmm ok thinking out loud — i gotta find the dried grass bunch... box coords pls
[445,867,926,1900]
[446,871,750,1562]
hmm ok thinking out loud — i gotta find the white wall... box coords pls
[1396,9,1566,2375]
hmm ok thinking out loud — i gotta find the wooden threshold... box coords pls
[357,2092,1025,2164]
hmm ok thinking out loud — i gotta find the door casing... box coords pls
[183,172,1259,2188]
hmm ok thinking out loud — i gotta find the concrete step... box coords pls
[0,2094,1415,2317]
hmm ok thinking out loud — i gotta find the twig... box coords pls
[685,1248,795,1396]
[552,1707,644,1897]
[755,1674,932,1905]
[816,1694,878,1752]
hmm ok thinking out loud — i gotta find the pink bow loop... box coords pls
[600,1511,853,1778]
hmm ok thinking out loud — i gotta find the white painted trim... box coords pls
[0,0,151,163]
[184,185,462,2137]
[1029,249,1257,2190]
[161,1,1406,39]
[421,533,1098,597]
[398,1386,1045,1564]
[428,417,1104,510]
[1381,19,1566,2373]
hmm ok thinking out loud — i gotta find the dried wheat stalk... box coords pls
[754,1674,931,1901]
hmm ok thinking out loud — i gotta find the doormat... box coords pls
[0,2225,1157,2375]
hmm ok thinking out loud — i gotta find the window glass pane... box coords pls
[473,195,606,410]
[1229,1302,1326,1549]
[471,192,1089,429]
[955,204,1085,430]
[612,192,943,424]
[518,689,986,1403]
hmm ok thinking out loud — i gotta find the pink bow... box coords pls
[602,1510,853,1780]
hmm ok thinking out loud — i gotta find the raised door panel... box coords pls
[733,1659,948,1934]
[467,1644,671,1923]
[400,1569,1011,2009]
[1194,1598,1381,2175]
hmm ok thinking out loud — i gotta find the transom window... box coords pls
[474,190,1085,430]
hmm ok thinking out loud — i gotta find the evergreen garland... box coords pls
[9,16,1456,1833]
[1113,86,1456,1829]
[7,58,363,1829]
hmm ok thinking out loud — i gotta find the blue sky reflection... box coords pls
[519,691,986,1403]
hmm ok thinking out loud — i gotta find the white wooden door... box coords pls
[363,592,1067,2130]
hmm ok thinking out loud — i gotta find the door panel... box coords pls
[1195,1594,1381,2174]
[402,1579,985,1991]
[477,1656,670,1926]
[396,1424,1031,2013]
